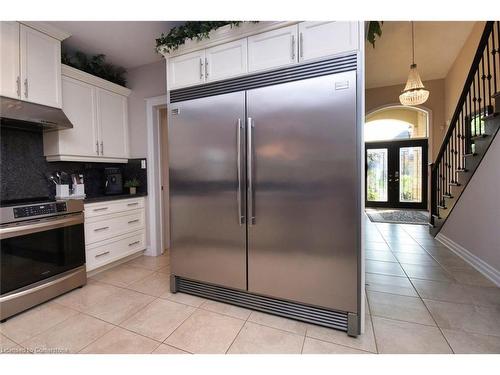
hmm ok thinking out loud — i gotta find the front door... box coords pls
[365,139,428,209]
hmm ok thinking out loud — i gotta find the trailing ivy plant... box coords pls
[61,51,127,87]
[156,21,255,54]
[156,21,384,55]
[367,21,384,48]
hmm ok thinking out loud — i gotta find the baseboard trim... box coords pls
[436,233,500,287]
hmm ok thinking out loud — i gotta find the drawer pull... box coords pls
[94,226,109,232]
[95,251,110,258]
[127,202,139,206]
[128,241,140,247]
[93,207,109,212]
[128,219,140,224]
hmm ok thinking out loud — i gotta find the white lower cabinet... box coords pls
[84,197,146,272]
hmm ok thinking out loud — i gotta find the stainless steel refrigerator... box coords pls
[168,57,361,336]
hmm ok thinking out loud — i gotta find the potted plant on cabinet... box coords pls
[124,178,140,195]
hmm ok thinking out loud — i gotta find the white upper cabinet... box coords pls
[248,25,298,72]
[0,22,65,108]
[205,38,248,82]
[45,76,98,158]
[168,50,206,89]
[163,22,362,90]
[20,24,62,108]
[298,22,359,62]
[96,88,128,159]
[0,22,20,100]
[44,65,130,163]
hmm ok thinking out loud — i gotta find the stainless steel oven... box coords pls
[0,199,86,321]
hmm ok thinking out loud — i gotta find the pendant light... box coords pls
[399,21,429,106]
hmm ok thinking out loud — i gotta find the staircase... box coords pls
[430,21,500,236]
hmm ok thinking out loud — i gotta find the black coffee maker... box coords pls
[104,168,123,195]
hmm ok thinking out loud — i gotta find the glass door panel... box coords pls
[366,148,388,203]
[399,146,423,203]
[366,139,427,209]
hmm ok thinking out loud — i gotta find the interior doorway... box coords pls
[364,105,430,223]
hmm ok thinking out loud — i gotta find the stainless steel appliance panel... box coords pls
[246,71,359,312]
[169,92,247,290]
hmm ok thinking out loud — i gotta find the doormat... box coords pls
[366,208,429,225]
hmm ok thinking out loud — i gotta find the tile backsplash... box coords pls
[0,125,147,201]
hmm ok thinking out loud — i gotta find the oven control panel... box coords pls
[13,202,67,219]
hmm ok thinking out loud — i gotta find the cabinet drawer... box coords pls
[85,209,144,245]
[86,230,145,272]
[84,197,144,218]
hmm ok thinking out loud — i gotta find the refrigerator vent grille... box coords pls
[176,277,349,331]
[170,54,357,103]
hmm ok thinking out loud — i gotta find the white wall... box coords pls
[440,129,500,273]
[127,60,166,158]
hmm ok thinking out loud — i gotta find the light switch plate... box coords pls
[141,159,146,169]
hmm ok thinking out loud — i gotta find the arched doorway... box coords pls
[365,106,429,211]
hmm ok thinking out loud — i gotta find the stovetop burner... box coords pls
[0,197,53,207]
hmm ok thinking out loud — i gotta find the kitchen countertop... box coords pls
[83,191,147,204]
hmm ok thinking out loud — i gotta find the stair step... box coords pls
[471,134,489,140]
[449,182,461,186]
[456,168,469,172]
[463,152,478,158]
[437,205,447,209]
[443,193,454,198]
[432,214,441,220]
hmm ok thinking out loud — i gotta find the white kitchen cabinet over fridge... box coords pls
[167,50,206,90]
[247,25,298,73]
[205,38,248,82]
[298,22,359,62]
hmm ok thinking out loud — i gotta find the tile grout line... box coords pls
[376,223,456,354]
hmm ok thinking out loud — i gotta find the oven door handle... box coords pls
[0,213,84,240]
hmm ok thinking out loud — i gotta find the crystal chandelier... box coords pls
[399,22,429,106]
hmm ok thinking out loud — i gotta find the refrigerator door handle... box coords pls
[237,118,244,225]
[247,117,255,225]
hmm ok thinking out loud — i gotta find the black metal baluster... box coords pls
[481,52,486,121]
[493,22,499,95]
[486,38,493,113]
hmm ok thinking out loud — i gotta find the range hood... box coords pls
[0,96,73,131]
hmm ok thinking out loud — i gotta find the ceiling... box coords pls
[48,21,184,70]
[366,21,476,89]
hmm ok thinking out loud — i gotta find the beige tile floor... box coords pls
[1,215,499,354]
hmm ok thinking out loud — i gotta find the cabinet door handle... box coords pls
[94,226,109,232]
[100,141,104,155]
[291,35,296,61]
[93,207,108,212]
[95,251,110,258]
[127,202,139,207]
[200,58,204,80]
[128,241,140,247]
[16,76,20,97]
[128,219,139,224]
[24,78,28,98]
[96,141,99,155]
[205,58,209,78]
[299,32,304,58]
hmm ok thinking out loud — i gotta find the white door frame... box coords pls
[145,94,168,256]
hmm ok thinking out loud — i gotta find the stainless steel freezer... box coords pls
[168,56,361,336]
